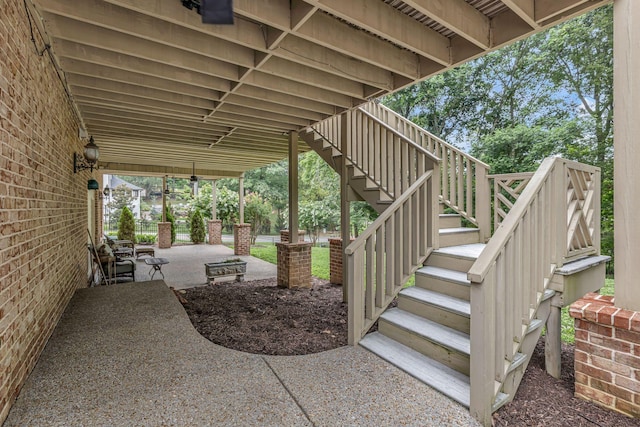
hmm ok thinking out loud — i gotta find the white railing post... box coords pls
[476,166,491,242]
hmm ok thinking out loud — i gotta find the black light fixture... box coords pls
[103,185,111,197]
[164,175,170,195]
[87,178,100,190]
[74,137,100,173]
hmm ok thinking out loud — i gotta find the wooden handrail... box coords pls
[467,157,600,420]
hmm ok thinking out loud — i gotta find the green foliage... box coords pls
[299,199,339,245]
[117,206,136,243]
[137,234,156,244]
[244,193,272,244]
[107,184,134,223]
[351,202,378,237]
[249,244,278,265]
[217,186,239,232]
[190,208,206,244]
[165,204,176,244]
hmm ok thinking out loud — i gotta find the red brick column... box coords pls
[329,238,354,285]
[570,293,640,418]
[208,219,222,245]
[158,222,172,249]
[280,229,305,243]
[234,223,251,256]
[276,242,312,288]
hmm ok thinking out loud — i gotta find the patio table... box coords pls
[144,257,169,280]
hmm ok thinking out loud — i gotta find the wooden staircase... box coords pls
[301,102,602,426]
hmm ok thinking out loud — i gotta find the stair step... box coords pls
[439,227,481,247]
[360,332,471,408]
[527,319,544,334]
[400,287,470,317]
[426,243,485,273]
[506,352,527,375]
[439,213,462,229]
[492,392,510,412]
[399,287,470,333]
[415,266,471,301]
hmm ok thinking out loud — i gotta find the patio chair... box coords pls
[93,243,136,284]
[103,234,134,258]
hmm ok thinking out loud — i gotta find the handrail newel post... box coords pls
[476,166,491,242]
[470,266,496,426]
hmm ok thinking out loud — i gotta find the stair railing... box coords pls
[360,102,491,241]
[311,109,441,201]
[488,172,535,230]
[466,157,600,423]
[345,167,439,345]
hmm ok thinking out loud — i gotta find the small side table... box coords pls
[144,257,169,280]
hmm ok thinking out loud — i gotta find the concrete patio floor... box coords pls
[131,243,277,289]
[3,275,479,426]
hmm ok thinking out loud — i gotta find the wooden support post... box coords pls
[545,303,562,379]
[289,131,299,244]
[341,113,351,303]
[238,173,245,224]
[162,175,167,223]
[613,0,640,311]
[211,179,217,220]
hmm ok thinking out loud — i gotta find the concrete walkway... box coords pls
[4,281,479,426]
[132,244,277,289]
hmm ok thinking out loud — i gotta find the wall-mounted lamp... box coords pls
[74,137,100,173]
[87,178,100,190]
[103,185,111,197]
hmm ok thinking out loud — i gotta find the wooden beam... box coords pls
[307,0,451,64]
[288,131,299,244]
[501,0,540,29]
[401,0,491,49]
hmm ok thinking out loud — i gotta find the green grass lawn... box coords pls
[249,242,612,344]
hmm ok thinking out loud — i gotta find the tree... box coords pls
[117,206,136,243]
[216,186,239,232]
[165,204,176,244]
[244,193,272,244]
[190,208,205,244]
[107,184,134,227]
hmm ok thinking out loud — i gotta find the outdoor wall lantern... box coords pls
[103,185,111,197]
[87,178,100,190]
[74,137,100,173]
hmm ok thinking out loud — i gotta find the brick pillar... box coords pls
[208,219,222,245]
[158,222,172,249]
[280,229,305,243]
[329,238,354,285]
[234,223,251,256]
[569,293,640,418]
[276,242,312,289]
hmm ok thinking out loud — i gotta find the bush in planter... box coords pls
[190,208,206,244]
[117,206,136,243]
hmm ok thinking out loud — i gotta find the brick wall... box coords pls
[329,238,353,285]
[570,293,640,418]
[276,242,312,288]
[234,223,251,256]
[0,3,89,422]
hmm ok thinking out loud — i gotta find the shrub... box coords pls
[137,234,156,244]
[190,208,206,244]
[165,204,176,243]
[117,206,136,243]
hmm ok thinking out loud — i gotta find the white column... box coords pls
[288,131,299,244]
[211,179,217,220]
[613,0,640,311]
[238,173,245,224]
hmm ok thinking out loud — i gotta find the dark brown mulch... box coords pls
[179,278,639,426]
[181,277,347,355]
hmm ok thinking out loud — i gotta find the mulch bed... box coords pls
[179,278,639,426]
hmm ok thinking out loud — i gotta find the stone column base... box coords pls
[208,219,222,245]
[234,223,251,256]
[158,222,172,249]
[276,242,312,289]
[570,293,640,418]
